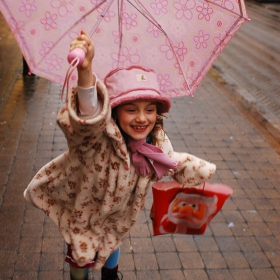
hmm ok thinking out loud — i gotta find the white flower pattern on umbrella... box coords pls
[196,3,213,21]
[213,0,234,10]
[122,12,138,30]
[160,39,175,60]
[173,41,188,61]
[150,0,168,15]
[40,12,58,31]
[112,46,140,68]
[51,0,74,17]
[157,73,172,91]
[46,53,64,70]
[39,41,54,56]
[19,0,37,18]
[147,22,163,38]
[173,0,196,20]
[9,19,25,38]
[112,30,121,44]
[193,29,210,49]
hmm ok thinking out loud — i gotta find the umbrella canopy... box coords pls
[0,0,249,98]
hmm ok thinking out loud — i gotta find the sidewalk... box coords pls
[211,0,280,143]
[0,3,280,280]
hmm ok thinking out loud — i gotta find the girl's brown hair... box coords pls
[150,115,164,145]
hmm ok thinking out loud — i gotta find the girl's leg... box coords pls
[105,248,120,268]
[102,248,122,280]
[69,265,89,280]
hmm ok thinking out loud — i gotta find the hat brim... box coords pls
[110,89,171,114]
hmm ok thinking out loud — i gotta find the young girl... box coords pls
[24,31,216,280]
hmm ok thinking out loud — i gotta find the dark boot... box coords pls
[101,265,123,280]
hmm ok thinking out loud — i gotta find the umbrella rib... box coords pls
[206,0,250,21]
[1,0,248,97]
[37,1,109,66]
[116,0,124,69]
[89,0,116,37]
[127,0,167,36]
[164,36,192,95]
[127,0,191,95]
[191,16,245,93]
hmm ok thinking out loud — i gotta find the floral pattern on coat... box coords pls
[24,79,216,270]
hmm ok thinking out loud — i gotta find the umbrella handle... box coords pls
[67,48,85,66]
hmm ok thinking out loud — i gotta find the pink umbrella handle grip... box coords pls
[67,48,85,66]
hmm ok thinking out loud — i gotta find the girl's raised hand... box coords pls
[70,30,96,88]
[69,30,95,71]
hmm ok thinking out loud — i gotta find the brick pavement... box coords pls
[0,4,280,280]
[212,0,280,142]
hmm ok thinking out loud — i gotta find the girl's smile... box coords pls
[131,125,148,132]
[116,100,158,140]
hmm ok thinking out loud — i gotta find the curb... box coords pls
[209,66,280,144]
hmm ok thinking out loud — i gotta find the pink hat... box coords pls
[104,66,171,114]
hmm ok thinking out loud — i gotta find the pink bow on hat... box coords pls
[128,139,177,178]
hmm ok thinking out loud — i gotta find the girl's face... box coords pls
[116,100,157,141]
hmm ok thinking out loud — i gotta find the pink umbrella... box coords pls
[0,0,249,98]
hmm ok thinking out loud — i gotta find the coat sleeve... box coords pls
[156,130,216,186]
[172,151,216,186]
[57,80,111,149]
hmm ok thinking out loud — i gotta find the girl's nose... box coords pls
[136,111,146,122]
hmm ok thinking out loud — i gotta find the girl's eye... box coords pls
[147,108,156,113]
[126,108,135,112]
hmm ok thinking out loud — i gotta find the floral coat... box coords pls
[24,80,216,270]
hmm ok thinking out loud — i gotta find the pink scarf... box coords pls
[128,139,177,178]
